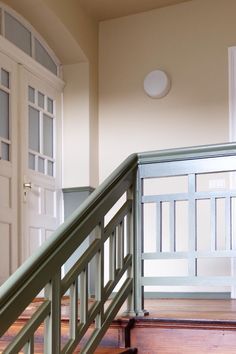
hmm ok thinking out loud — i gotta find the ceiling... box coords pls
[78,0,192,22]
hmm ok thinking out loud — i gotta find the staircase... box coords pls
[1,142,236,353]
[2,298,236,353]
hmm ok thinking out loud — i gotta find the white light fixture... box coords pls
[143,70,171,98]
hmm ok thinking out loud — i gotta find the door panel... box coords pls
[0,51,18,284]
[20,67,62,261]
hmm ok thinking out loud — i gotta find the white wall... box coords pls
[63,63,90,187]
[99,0,236,181]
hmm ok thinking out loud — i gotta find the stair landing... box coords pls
[131,298,236,354]
[2,298,236,353]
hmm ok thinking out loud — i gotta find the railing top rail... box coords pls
[138,142,236,165]
[0,153,138,308]
[1,142,236,311]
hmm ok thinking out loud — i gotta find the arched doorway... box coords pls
[0,3,64,283]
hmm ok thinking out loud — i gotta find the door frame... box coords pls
[229,46,236,142]
[0,37,64,266]
[19,66,64,262]
[0,51,18,281]
[228,46,236,298]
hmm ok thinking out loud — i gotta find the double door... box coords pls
[0,51,62,284]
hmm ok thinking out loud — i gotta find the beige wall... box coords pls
[63,63,90,187]
[42,0,99,187]
[99,0,235,180]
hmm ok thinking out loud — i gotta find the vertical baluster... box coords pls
[117,221,124,269]
[124,187,136,316]
[80,267,88,324]
[170,201,176,253]
[109,231,116,281]
[134,167,145,315]
[44,270,61,354]
[69,278,78,339]
[95,221,104,329]
[211,198,217,251]
[156,201,162,253]
[23,337,34,354]
[188,174,197,276]
[225,196,232,250]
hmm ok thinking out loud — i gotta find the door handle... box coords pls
[23,182,32,190]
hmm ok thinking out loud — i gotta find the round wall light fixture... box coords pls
[143,70,171,98]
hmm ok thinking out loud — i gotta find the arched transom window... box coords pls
[0,3,60,76]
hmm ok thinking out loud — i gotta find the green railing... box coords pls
[0,153,137,353]
[1,142,236,352]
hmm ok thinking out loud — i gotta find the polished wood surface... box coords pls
[130,299,236,354]
[2,298,236,353]
[142,298,236,321]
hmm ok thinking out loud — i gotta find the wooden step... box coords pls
[85,348,137,354]
[0,319,137,353]
[131,317,236,354]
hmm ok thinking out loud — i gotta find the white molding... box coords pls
[0,36,64,91]
[0,1,61,69]
[228,47,236,141]
[228,47,236,298]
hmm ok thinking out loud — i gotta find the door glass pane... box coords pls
[0,89,9,139]
[28,86,35,104]
[43,114,53,157]
[5,12,31,56]
[29,107,40,152]
[1,69,9,88]
[35,39,57,75]
[47,98,53,114]
[1,142,9,161]
[38,92,44,109]
[48,160,54,177]
[28,153,35,170]
[38,157,44,174]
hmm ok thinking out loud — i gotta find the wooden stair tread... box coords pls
[92,349,137,354]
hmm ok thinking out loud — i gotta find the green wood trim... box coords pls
[81,278,133,354]
[138,142,236,165]
[3,301,50,353]
[62,186,95,194]
[61,239,101,295]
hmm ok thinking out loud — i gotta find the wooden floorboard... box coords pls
[2,298,236,353]
[131,298,236,354]
[142,298,236,321]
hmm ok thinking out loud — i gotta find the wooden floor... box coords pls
[18,297,236,322]
[2,298,236,353]
[142,298,236,321]
[131,299,236,354]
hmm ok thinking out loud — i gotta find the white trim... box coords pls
[0,36,64,91]
[228,47,236,298]
[229,47,236,141]
[0,1,61,72]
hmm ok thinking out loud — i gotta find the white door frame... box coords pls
[228,46,236,298]
[19,66,63,262]
[0,38,64,267]
[0,51,18,282]
[229,47,236,142]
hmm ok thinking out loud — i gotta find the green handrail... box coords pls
[0,152,137,353]
[1,142,236,353]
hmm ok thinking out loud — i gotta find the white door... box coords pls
[0,51,18,283]
[19,67,63,262]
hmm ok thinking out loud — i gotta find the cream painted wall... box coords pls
[63,63,90,187]
[99,0,235,181]
[43,0,99,187]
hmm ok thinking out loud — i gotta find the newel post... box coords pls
[134,165,146,316]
